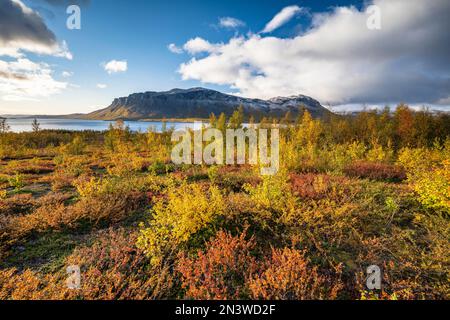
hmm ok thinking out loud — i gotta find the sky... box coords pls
[0,0,449,115]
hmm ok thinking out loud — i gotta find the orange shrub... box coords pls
[0,191,148,253]
[249,248,342,300]
[14,191,147,234]
[0,193,35,216]
[0,268,68,300]
[177,230,257,300]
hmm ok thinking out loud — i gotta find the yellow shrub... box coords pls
[414,160,450,212]
[366,140,393,163]
[137,182,225,265]
[398,144,450,213]
[244,171,297,219]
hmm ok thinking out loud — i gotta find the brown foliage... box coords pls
[0,194,35,216]
[344,161,406,181]
[14,191,147,235]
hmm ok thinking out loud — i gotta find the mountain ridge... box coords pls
[82,87,331,120]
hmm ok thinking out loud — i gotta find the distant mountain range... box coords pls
[82,87,330,120]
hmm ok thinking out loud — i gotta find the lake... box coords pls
[2,118,198,133]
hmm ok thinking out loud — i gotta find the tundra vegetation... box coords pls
[0,105,449,300]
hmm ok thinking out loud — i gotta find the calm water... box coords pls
[3,118,197,133]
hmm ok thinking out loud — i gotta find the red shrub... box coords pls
[344,162,406,182]
[177,230,258,300]
[290,173,351,200]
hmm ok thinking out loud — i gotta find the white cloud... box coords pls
[103,60,128,74]
[62,71,73,78]
[0,1,73,102]
[178,0,450,108]
[168,43,183,54]
[0,58,68,101]
[183,37,217,55]
[96,83,107,89]
[2,95,39,102]
[437,96,450,105]
[219,17,245,29]
[0,0,72,59]
[261,5,302,33]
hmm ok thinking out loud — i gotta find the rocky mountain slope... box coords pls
[84,87,330,120]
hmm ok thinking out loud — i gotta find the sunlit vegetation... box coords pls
[0,106,449,300]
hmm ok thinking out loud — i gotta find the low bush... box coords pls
[344,162,406,182]
[137,182,225,265]
[177,230,257,300]
[249,248,342,300]
[65,228,174,300]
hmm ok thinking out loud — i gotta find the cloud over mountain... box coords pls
[178,0,450,108]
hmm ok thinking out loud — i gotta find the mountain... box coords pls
[84,87,330,120]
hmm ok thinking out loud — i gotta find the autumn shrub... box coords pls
[343,161,407,182]
[249,248,342,300]
[4,159,54,175]
[398,145,450,213]
[0,193,35,216]
[3,191,147,246]
[53,155,90,179]
[47,173,76,192]
[243,172,297,219]
[105,145,148,177]
[289,173,352,200]
[177,230,257,300]
[74,175,149,199]
[62,136,86,155]
[137,182,225,265]
[412,160,450,213]
[317,141,367,173]
[148,160,174,175]
[207,165,219,184]
[0,268,68,300]
[214,166,261,192]
[63,228,174,300]
[8,173,25,192]
[397,145,447,176]
[356,235,449,301]
[365,140,394,163]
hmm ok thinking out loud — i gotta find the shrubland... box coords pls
[0,106,449,300]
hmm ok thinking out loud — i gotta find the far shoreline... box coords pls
[0,115,210,123]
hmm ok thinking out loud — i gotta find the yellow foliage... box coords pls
[366,140,393,163]
[414,160,450,212]
[137,182,225,265]
[244,171,297,220]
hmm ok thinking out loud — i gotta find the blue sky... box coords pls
[0,0,449,114]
